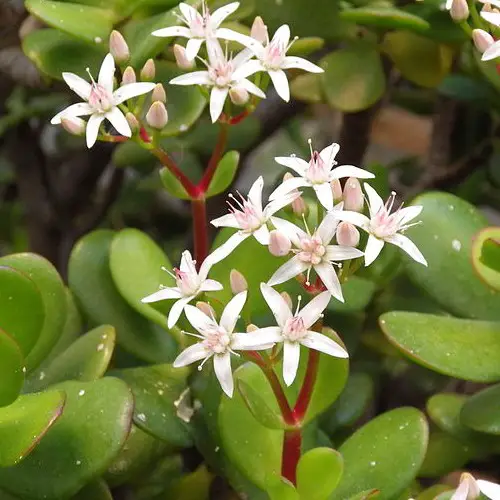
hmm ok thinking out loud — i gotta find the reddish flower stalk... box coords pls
[293,348,320,420]
[199,124,228,192]
[282,429,302,485]
[191,198,209,269]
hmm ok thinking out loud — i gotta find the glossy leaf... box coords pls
[0,378,133,499]
[72,480,112,500]
[461,383,500,435]
[333,408,428,499]
[381,312,500,382]
[346,490,380,500]
[290,74,323,103]
[206,151,240,198]
[68,230,177,363]
[0,253,67,372]
[297,447,343,500]
[0,390,65,467]
[472,227,500,291]
[0,330,24,407]
[402,192,500,320]
[416,485,451,500]
[267,479,299,500]
[288,37,325,56]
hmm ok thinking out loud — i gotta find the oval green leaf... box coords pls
[0,330,24,408]
[72,480,112,500]
[206,151,240,198]
[340,6,429,31]
[159,166,191,200]
[472,227,500,291]
[461,383,500,435]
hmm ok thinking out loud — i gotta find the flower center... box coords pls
[297,235,325,265]
[282,316,307,342]
[209,61,234,88]
[88,84,114,112]
[204,327,231,354]
[264,41,285,70]
[175,268,200,296]
[228,193,263,233]
[369,192,404,239]
[306,151,330,184]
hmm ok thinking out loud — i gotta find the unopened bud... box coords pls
[109,30,130,64]
[229,86,250,106]
[331,179,342,202]
[141,58,156,81]
[343,177,364,212]
[291,196,308,216]
[472,29,494,53]
[251,16,268,43]
[246,324,258,333]
[196,301,215,318]
[269,230,292,257]
[125,112,139,133]
[280,291,293,310]
[450,0,469,21]
[122,66,136,85]
[230,269,248,294]
[173,44,195,70]
[19,15,43,40]
[146,101,169,129]
[152,83,167,103]
[61,116,86,136]
[457,473,481,499]
[336,222,360,247]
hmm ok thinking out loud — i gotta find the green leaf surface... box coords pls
[333,408,428,499]
[0,330,24,407]
[0,378,133,499]
[267,479,299,500]
[112,364,192,447]
[461,383,500,434]
[472,227,500,291]
[206,151,240,198]
[402,192,500,320]
[346,490,380,500]
[72,480,112,500]
[321,43,385,112]
[297,447,343,500]
[290,74,323,103]
[381,312,500,382]
[0,390,65,467]
[68,230,177,363]
[159,165,191,200]
[25,0,114,43]
[0,254,67,372]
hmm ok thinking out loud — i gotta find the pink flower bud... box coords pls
[140,59,156,81]
[336,222,360,247]
[291,196,308,216]
[146,101,168,129]
[269,230,292,257]
[126,112,139,133]
[61,116,86,136]
[472,29,494,53]
[343,177,364,212]
[152,83,167,103]
[230,269,248,294]
[450,0,469,21]
[280,291,293,310]
[122,66,136,85]
[251,16,268,43]
[173,44,194,70]
[331,179,342,202]
[196,301,216,318]
[109,30,130,64]
[229,86,250,106]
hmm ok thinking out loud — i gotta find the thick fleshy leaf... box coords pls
[206,151,240,198]
[267,479,299,500]
[111,364,192,447]
[346,490,380,500]
[416,485,451,500]
[290,74,323,103]
[68,230,177,363]
[472,227,500,291]
[327,277,376,314]
[159,165,192,200]
[380,312,500,382]
[25,0,114,43]
[0,378,133,499]
[0,390,65,467]
[72,480,112,500]
[333,408,428,499]
[461,383,500,435]
[297,447,343,500]
[320,43,385,113]
[0,330,24,408]
[0,254,67,372]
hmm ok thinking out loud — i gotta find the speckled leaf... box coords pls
[0,390,65,467]
[472,227,500,291]
[332,407,428,499]
[0,330,24,407]
[461,383,500,435]
[0,378,133,499]
[380,312,500,382]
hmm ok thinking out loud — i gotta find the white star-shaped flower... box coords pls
[268,209,364,301]
[173,291,273,397]
[335,183,427,267]
[51,53,155,148]
[217,24,324,102]
[451,472,500,500]
[271,140,375,211]
[141,250,223,329]
[235,284,348,386]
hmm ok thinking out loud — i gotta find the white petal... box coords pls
[451,479,470,500]
[302,331,348,358]
[214,353,234,397]
[179,2,200,20]
[232,47,254,66]
[260,283,293,327]
[264,191,302,217]
[398,205,423,225]
[325,245,364,261]
[216,28,263,54]
[233,59,265,80]
[62,73,91,100]
[281,56,323,73]
[170,71,212,86]
[238,78,266,98]
[385,233,428,266]
[198,255,214,281]
[253,225,270,245]
[185,38,205,61]
[167,296,194,329]
[270,216,307,247]
[364,183,384,217]
[178,252,194,276]
[330,165,375,180]
[247,176,264,210]
[210,2,240,27]
[314,262,343,302]
[482,40,500,61]
[184,303,218,334]
[268,255,309,286]
[319,142,340,168]
[98,53,115,94]
[477,480,500,500]
[317,211,339,244]
[313,182,334,211]
[113,82,155,105]
[105,108,131,137]
[364,234,385,267]
[199,279,223,292]
[152,25,192,38]
[207,232,249,265]
[274,156,309,176]
[481,10,500,26]
[268,69,290,102]
[283,341,300,386]
[334,210,371,231]
[211,213,240,229]
[210,86,229,123]
[232,327,282,350]
[479,0,500,8]
[85,114,105,149]
[173,343,209,367]
[220,291,247,333]
[298,290,330,329]
[269,177,310,202]
[141,287,182,303]
[51,102,93,124]
[271,24,291,49]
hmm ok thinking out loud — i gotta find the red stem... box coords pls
[263,367,296,426]
[191,198,209,270]
[199,124,228,192]
[293,349,320,421]
[282,429,302,485]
